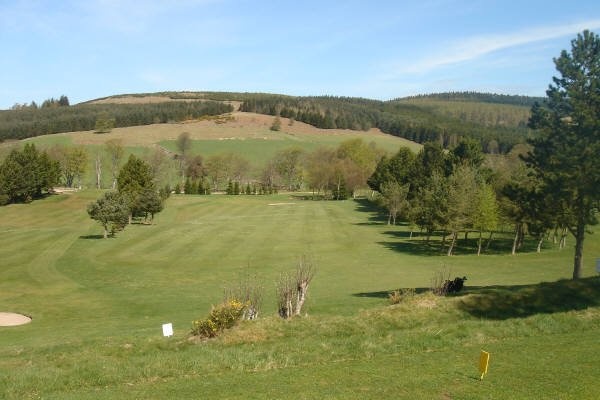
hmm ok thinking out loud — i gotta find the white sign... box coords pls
[162,323,173,337]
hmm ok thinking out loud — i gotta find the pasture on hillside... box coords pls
[1,191,599,398]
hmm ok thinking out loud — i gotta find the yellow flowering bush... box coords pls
[191,299,246,338]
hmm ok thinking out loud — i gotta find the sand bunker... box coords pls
[0,313,32,327]
[268,203,296,206]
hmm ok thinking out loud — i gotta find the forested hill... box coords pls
[1,91,543,153]
[237,92,541,153]
[396,92,545,107]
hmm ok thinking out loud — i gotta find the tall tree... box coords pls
[526,30,600,279]
[105,139,124,190]
[445,165,477,256]
[117,155,155,223]
[272,147,304,191]
[0,144,59,203]
[473,183,499,255]
[367,147,415,193]
[176,132,192,185]
[52,146,88,188]
[379,181,410,225]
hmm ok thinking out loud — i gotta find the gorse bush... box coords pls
[191,299,246,338]
[388,288,416,305]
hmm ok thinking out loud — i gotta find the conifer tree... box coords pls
[526,30,600,279]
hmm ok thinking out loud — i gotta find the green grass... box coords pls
[0,192,599,398]
[158,131,418,167]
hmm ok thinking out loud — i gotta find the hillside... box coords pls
[1,91,541,153]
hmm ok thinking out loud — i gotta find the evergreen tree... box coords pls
[473,183,499,255]
[270,116,282,131]
[117,155,155,223]
[525,30,600,279]
[0,144,60,203]
[137,188,164,223]
[87,191,129,238]
[233,181,240,195]
[184,178,192,195]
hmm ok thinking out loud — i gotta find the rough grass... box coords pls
[0,192,599,398]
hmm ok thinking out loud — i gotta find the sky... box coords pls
[1,0,600,109]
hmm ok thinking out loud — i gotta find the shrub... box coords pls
[430,268,451,296]
[276,255,316,318]
[430,267,467,296]
[191,299,246,338]
[224,270,264,320]
[388,288,416,305]
[442,276,467,294]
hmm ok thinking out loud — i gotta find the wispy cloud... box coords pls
[388,19,600,77]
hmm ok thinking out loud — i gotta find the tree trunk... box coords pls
[95,154,102,189]
[477,230,483,256]
[517,226,525,250]
[295,282,309,316]
[103,227,108,239]
[559,227,568,249]
[536,233,544,253]
[409,231,413,239]
[447,231,457,256]
[485,231,494,251]
[387,213,392,225]
[440,230,447,251]
[464,231,469,240]
[511,223,521,255]
[572,221,585,280]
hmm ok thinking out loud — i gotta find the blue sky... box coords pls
[1,0,599,109]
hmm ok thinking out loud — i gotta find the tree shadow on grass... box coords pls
[353,287,430,299]
[380,230,546,257]
[79,234,107,239]
[379,240,443,256]
[353,277,600,320]
[457,277,600,320]
[353,198,387,225]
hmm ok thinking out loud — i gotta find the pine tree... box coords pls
[525,30,600,279]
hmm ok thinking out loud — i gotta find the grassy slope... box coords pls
[0,192,599,398]
[1,111,420,188]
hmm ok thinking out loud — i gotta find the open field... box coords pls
[1,192,599,398]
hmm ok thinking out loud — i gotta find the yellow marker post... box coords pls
[479,350,490,380]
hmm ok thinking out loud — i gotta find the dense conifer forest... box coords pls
[0,100,232,141]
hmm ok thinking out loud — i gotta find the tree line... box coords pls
[0,100,233,141]
[239,93,531,153]
[397,92,544,107]
[372,31,600,280]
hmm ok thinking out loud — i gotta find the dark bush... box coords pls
[442,276,467,294]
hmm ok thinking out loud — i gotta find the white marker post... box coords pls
[162,323,173,337]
